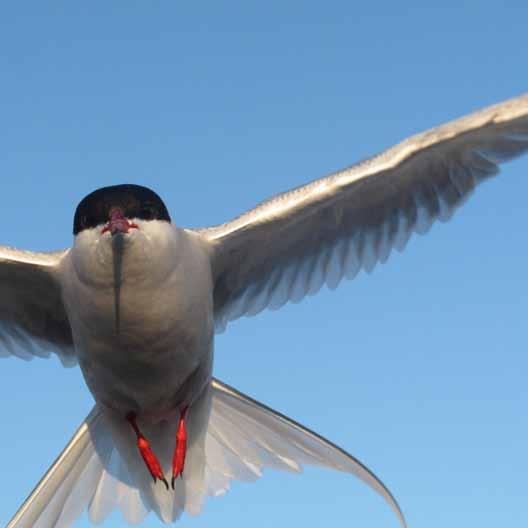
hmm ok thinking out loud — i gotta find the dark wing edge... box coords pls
[193,94,528,331]
[0,246,75,366]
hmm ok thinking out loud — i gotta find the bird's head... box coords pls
[72,184,173,334]
[73,184,171,238]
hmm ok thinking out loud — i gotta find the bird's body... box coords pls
[4,93,528,528]
[62,221,214,421]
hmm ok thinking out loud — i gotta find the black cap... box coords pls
[73,184,171,235]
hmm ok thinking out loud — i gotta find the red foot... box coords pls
[171,407,188,489]
[126,412,168,490]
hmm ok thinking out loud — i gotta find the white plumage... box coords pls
[4,93,528,528]
[9,381,405,527]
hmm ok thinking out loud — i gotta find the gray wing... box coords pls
[196,94,528,331]
[0,246,75,366]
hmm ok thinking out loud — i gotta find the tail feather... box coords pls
[209,379,406,528]
[87,448,149,525]
[7,407,109,528]
[58,451,103,527]
[8,379,407,528]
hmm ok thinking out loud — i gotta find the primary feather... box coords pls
[201,94,528,331]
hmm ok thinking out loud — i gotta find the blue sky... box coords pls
[1,2,527,527]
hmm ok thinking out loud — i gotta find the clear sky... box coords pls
[1,2,527,528]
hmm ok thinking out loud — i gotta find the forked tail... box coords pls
[7,379,406,528]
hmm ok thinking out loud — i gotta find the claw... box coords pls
[126,412,168,488]
[171,407,189,485]
[152,474,169,490]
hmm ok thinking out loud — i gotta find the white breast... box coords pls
[60,221,214,421]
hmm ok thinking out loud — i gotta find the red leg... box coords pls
[171,407,189,489]
[126,412,168,490]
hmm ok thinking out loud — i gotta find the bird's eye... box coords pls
[84,214,100,229]
[141,205,156,220]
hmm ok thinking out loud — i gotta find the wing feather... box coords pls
[0,246,74,364]
[195,94,528,331]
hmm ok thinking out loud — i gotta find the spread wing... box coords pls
[0,246,75,366]
[196,94,528,331]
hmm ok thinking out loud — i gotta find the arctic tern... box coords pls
[5,94,528,528]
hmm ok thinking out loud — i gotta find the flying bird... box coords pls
[5,94,528,528]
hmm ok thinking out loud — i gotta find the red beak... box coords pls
[101,209,139,235]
